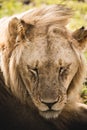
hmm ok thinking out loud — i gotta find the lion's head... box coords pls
[0,5,87,119]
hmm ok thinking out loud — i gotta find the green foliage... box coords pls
[0,0,22,17]
[81,86,87,104]
[0,0,32,17]
[33,0,66,5]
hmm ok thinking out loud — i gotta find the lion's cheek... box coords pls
[62,71,78,90]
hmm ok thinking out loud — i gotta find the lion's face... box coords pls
[1,6,86,119]
[17,25,79,119]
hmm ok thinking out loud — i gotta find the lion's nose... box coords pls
[41,98,58,109]
[42,101,58,109]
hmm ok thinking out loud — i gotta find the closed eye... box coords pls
[27,65,38,82]
[29,68,38,76]
[59,64,71,77]
[59,67,67,75]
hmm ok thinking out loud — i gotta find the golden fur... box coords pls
[0,5,87,130]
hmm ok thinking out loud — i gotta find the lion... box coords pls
[0,5,87,130]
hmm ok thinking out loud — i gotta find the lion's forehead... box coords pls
[22,39,78,68]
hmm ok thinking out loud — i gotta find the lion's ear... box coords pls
[72,26,87,50]
[8,17,19,43]
[8,17,33,45]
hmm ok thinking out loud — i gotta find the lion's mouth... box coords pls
[39,110,61,119]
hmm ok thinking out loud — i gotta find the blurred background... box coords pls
[0,0,87,102]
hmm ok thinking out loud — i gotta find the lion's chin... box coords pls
[39,110,61,119]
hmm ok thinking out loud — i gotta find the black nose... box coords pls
[41,101,57,109]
